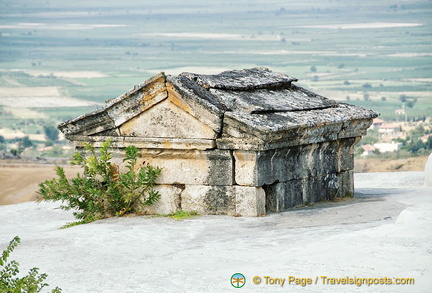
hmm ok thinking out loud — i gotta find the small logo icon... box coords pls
[231,273,246,288]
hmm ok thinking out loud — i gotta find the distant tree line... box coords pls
[400,94,417,108]
[394,125,432,154]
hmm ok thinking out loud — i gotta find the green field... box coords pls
[0,0,431,128]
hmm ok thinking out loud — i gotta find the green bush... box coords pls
[0,236,61,293]
[38,139,162,226]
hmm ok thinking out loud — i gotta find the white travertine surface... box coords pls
[1,172,430,293]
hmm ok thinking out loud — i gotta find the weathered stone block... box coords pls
[234,148,300,186]
[314,142,337,175]
[179,185,208,214]
[264,180,304,212]
[72,136,216,150]
[181,185,266,216]
[295,124,342,146]
[339,119,373,139]
[111,148,234,186]
[338,137,359,172]
[233,150,259,186]
[140,185,182,215]
[234,186,266,217]
[339,170,354,198]
[264,171,354,211]
[234,142,340,186]
[181,185,235,215]
[303,174,333,204]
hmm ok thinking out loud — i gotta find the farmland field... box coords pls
[0,0,431,132]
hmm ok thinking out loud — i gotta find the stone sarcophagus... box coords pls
[59,67,378,216]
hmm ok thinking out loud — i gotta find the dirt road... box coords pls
[0,163,79,205]
[354,156,428,173]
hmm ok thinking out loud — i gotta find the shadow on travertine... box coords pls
[263,171,428,230]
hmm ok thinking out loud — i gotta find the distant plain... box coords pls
[0,0,431,127]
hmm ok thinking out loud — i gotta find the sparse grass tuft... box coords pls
[60,218,94,229]
[154,210,199,221]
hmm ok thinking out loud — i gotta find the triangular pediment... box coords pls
[58,73,221,141]
[119,99,217,139]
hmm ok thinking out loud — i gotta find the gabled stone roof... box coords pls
[59,67,378,150]
[181,67,297,90]
[179,67,336,113]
